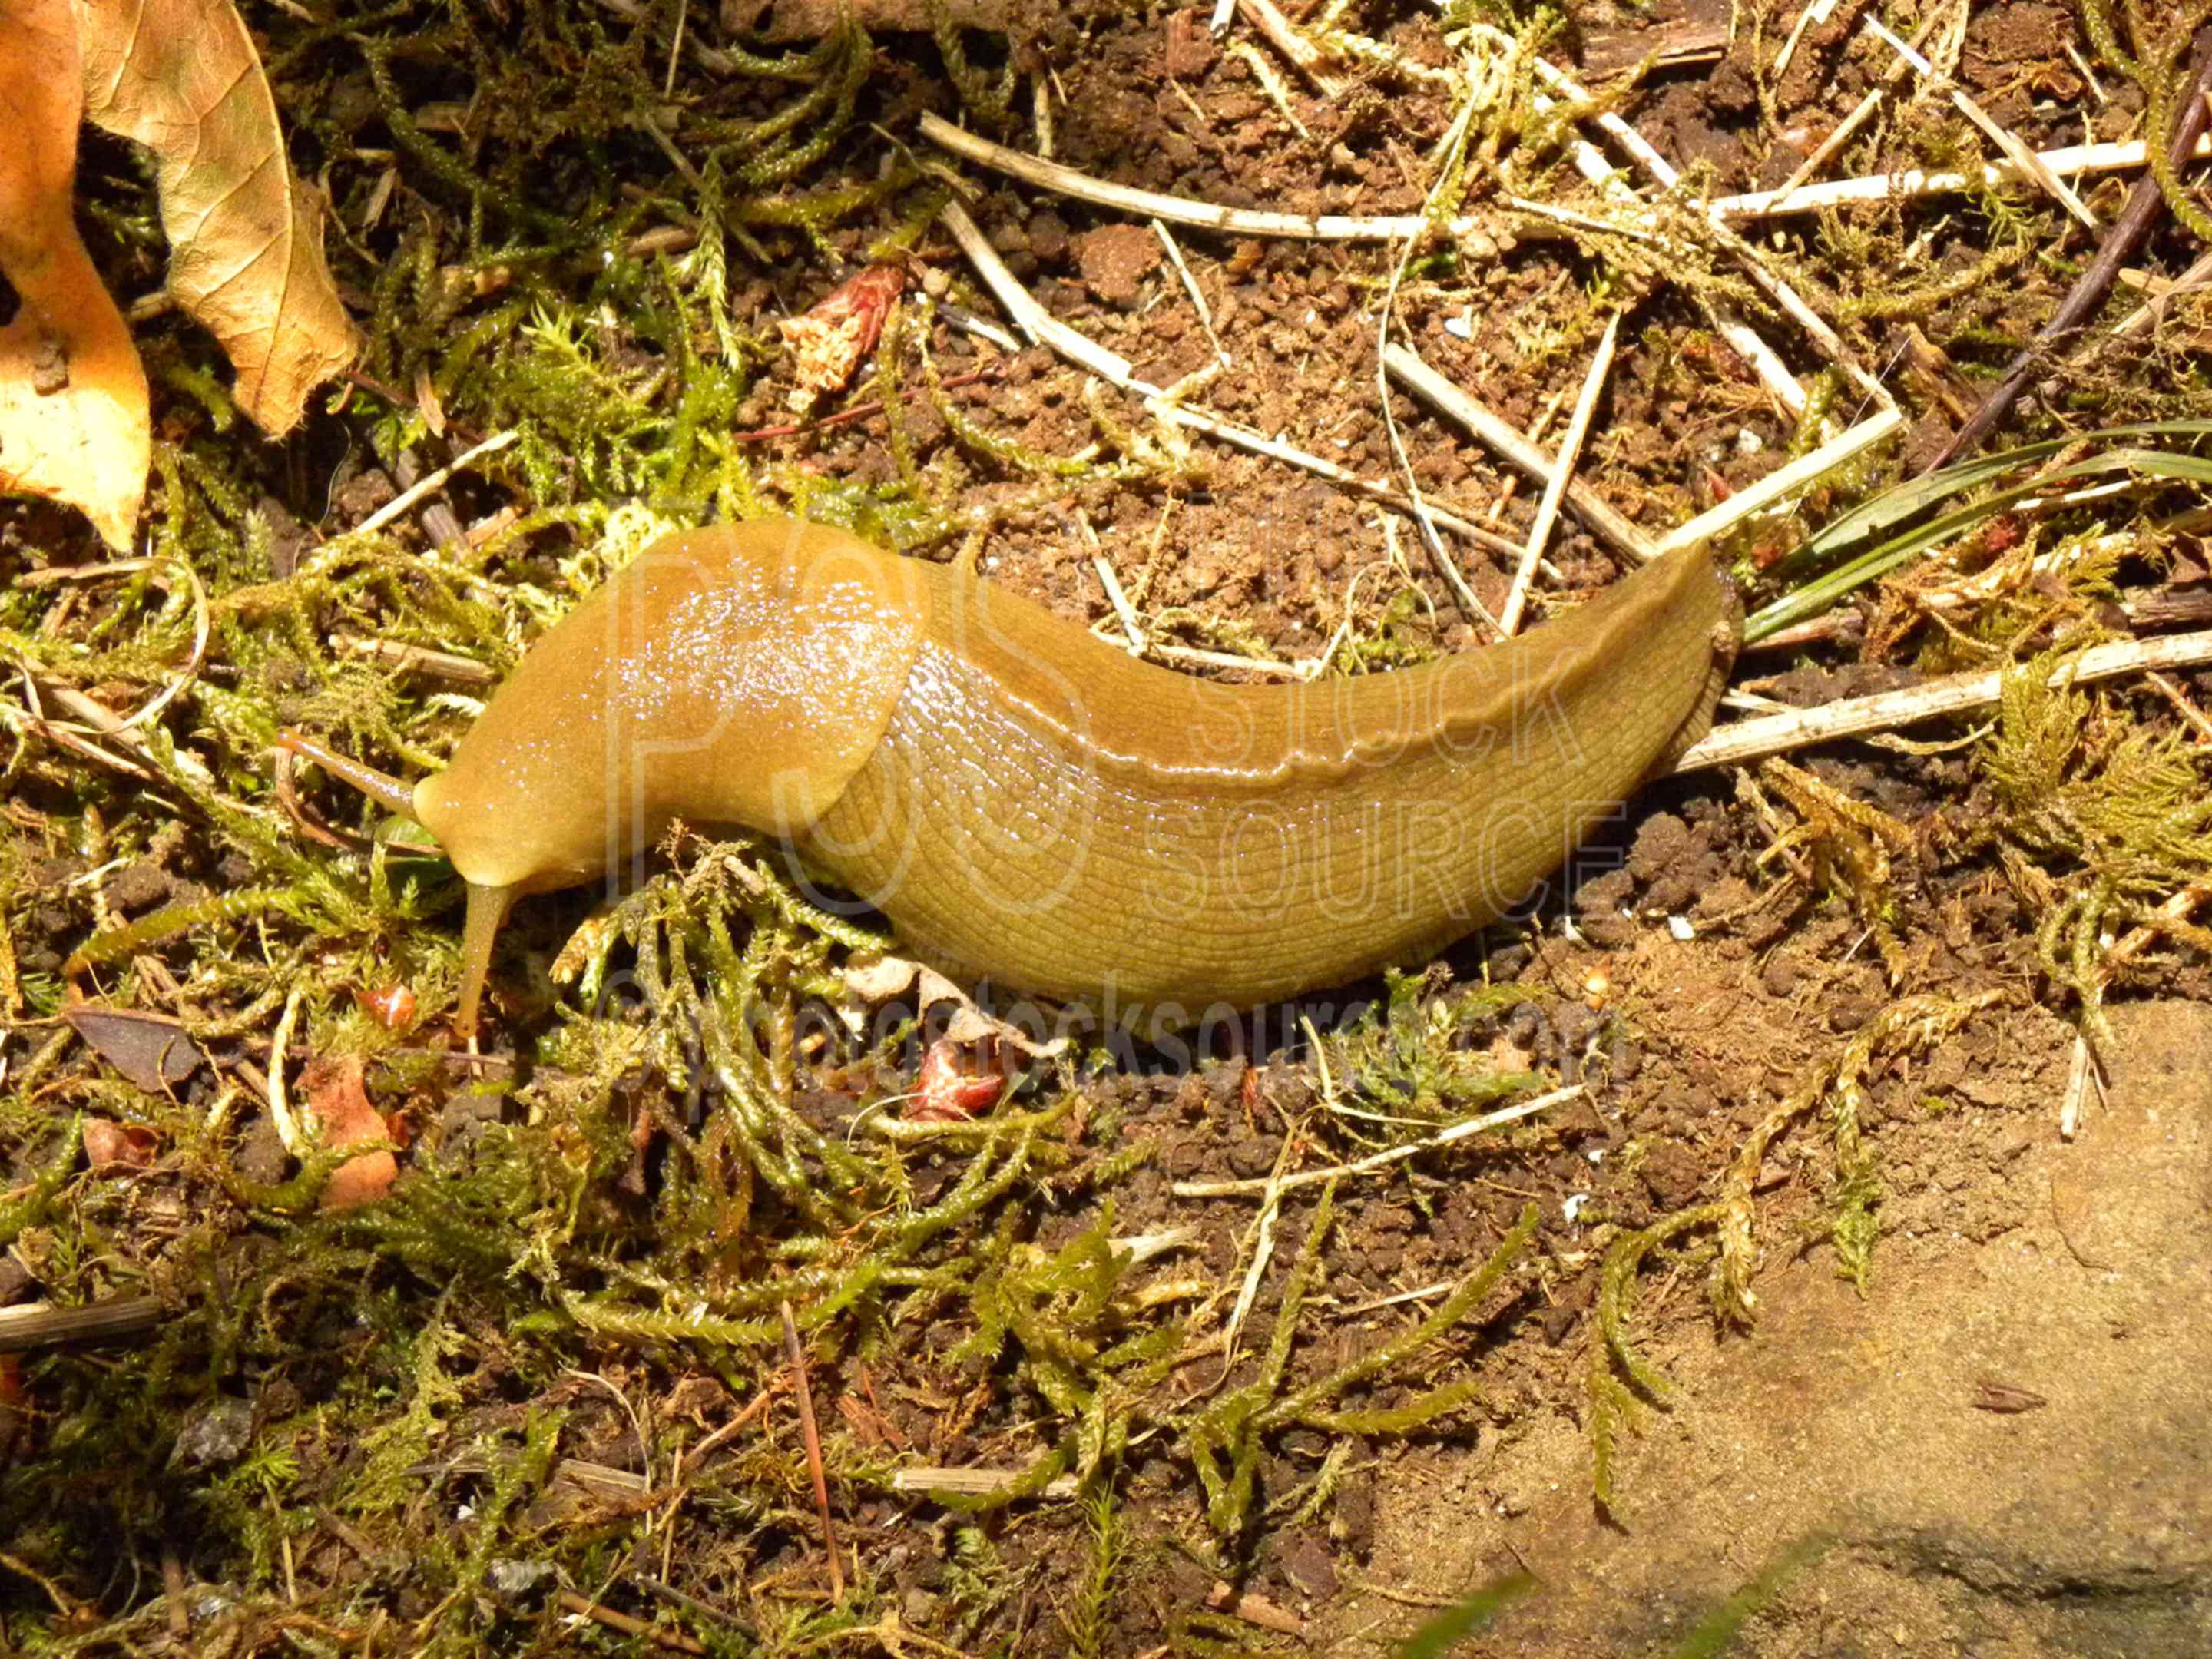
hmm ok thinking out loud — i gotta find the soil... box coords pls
[5,0,2212,1654]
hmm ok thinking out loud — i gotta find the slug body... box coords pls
[387,519,1737,1033]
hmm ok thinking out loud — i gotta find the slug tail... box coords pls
[455,881,520,1047]
[277,730,420,820]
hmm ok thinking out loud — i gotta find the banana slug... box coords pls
[283,518,1738,1038]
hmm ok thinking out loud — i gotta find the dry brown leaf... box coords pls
[77,0,358,435]
[298,1055,397,1211]
[83,1118,159,1174]
[63,1003,206,1092]
[0,0,150,549]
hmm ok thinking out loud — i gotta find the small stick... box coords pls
[1709,134,2210,220]
[1654,408,1905,555]
[1770,8,1945,203]
[347,430,519,541]
[890,1465,1081,1499]
[780,1300,844,1601]
[1207,1581,1306,1637]
[922,112,1475,241]
[1772,0,1843,80]
[1382,343,1658,563]
[1237,0,1341,94]
[2104,249,2212,340]
[1866,19,2097,228]
[1920,28,2212,472]
[1503,312,1621,635]
[1171,1086,1577,1197]
[1092,555,1147,652]
[0,1295,166,1353]
[333,635,497,686]
[266,985,305,1154]
[555,1590,706,1654]
[1501,36,1882,407]
[676,1384,780,1477]
[1151,217,1230,367]
[1671,627,2212,772]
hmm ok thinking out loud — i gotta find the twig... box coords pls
[780,1300,844,1601]
[1770,8,1949,203]
[1170,1087,1577,1198]
[921,112,1474,240]
[333,635,497,686]
[1655,408,1905,555]
[1502,35,1884,406]
[1155,403,1522,557]
[1382,344,1657,563]
[1237,0,1341,94]
[1919,28,2212,472]
[0,1295,166,1353]
[2105,248,2212,340]
[676,1385,780,1478]
[555,1590,706,1654]
[890,1465,1081,1500]
[1151,217,1230,367]
[1207,1581,1306,1637]
[267,985,305,1155]
[1092,555,1147,652]
[1671,628,2212,772]
[1504,312,1621,635]
[348,430,519,541]
[1709,134,2212,220]
[1530,81,1803,414]
[1866,18,2098,229]
[1772,0,1843,80]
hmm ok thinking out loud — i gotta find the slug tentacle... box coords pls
[277,731,420,820]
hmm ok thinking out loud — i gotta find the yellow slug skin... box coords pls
[414,518,1737,1025]
[414,521,929,894]
[801,534,1737,1012]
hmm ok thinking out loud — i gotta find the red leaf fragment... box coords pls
[909,1038,1008,1124]
[778,265,906,398]
[298,1055,397,1210]
[83,1118,158,1173]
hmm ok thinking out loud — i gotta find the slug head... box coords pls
[410,522,931,1039]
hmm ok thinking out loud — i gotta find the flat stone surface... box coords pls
[1339,999,2212,1656]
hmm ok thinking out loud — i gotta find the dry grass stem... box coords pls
[921,113,1475,241]
[1171,1087,1578,1198]
[1673,628,2212,773]
[1382,343,1658,563]
[1503,312,1621,635]
[1238,0,1341,95]
[1710,134,2209,220]
[1656,408,1905,555]
[941,200,1522,558]
[1864,18,2098,229]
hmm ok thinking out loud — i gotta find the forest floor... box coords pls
[3,0,2210,1654]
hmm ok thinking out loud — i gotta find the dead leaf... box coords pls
[0,0,150,549]
[839,955,1068,1059]
[77,0,358,435]
[778,265,904,399]
[298,1056,396,1210]
[83,1118,158,1173]
[910,1038,1008,1124]
[63,1005,205,1092]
